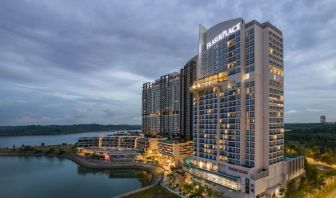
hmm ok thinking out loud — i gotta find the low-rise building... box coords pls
[76,135,140,149]
[158,139,193,164]
[101,136,119,147]
[119,136,139,149]
[284,156,305,181]
[76,137,100,148]
[77,147,140,162]
[76,134,161,157]
[113,130,142,136]
[135,137,158,153]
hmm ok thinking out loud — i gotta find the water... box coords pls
[0,131,116,148]
[0,156,150,198]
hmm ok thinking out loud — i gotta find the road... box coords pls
[306,157,336,169]
[326,188,336,198]
[304,158,336,198]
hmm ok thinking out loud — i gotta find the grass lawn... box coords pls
[125,185,180,198]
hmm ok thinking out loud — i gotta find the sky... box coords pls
[0,0,335,126]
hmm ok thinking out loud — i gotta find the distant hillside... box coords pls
[0,124,141,136]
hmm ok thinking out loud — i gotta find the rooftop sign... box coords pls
[206,23,241,49]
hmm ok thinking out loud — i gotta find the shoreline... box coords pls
[0,130,121,137]
[0,153,164,186]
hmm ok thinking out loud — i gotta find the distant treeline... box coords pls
[0,124,141,136]
[285,122,334,130]
[285,122,336,148]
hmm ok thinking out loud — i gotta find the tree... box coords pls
[46,148,55,154]
[57,149,66,155]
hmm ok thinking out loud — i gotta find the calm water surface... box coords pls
[0,131,116,148]
[0,156,147,198]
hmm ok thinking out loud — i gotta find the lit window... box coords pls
[243,73,250,80]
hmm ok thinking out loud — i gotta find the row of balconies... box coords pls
[200,95,216,100]
[269,59,283,68]
[269,152,284,159]
[199,100,218,105]
[199,153,217,160]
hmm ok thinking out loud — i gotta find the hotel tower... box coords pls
[184,18,304,197]
[142,72,181,138]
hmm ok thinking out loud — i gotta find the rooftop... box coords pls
[158,139,192,144]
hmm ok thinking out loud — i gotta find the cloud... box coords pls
[0,0,335,125]
[286,110,298,114]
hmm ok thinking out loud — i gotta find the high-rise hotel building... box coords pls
[142,72,181,137]
[143,57,197,141]
[184,18,304,197]
[180,56,197,140]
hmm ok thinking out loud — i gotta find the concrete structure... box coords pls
[142,57,197,141]
[142,72,181,138]
[320,115,326,123]
[76,136,100,148]
[77,135,139,149]
[136,137,159,153]
[180,56,197,141]
[76,135,159,154]
[142,81,160,136]
[284,156,305,181]
[77,147,140,162]
[112,130,141,136]
[185,18,303,197]
[158,139,193,164]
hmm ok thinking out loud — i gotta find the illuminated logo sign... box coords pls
[206,22,241,49]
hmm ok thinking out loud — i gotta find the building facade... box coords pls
[77,147,140,162]
[158,139,193,164]
[184,18,302,198]
[76,135,139,149]
[136,137,159,153]
[142,72,181,137]
[180,56,197,141]
[142,81,160,136]
[142,57,198,140]
[76,135,159,154]
[320,115,326,123]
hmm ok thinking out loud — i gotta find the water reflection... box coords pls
[76,166,152,186]
[0,156,145,198]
